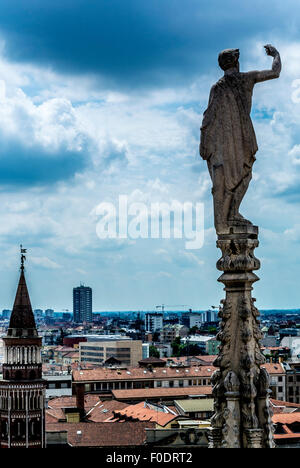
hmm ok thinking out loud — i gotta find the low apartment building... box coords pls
[285,361,300,404]
[44,373,72,398]
[181,335,215,354]
[72,365,215,401]
[263,363,286,401]
[79,339,142,367]
[160,325,189,344]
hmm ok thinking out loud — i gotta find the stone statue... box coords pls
[200,45,281,233]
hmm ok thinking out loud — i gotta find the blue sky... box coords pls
[0,0,300,311]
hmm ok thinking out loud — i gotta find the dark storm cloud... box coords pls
[0,0,296,88]
[0,138,89,187]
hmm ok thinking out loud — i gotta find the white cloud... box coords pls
[0,37,298,309]
[30,256,62,270]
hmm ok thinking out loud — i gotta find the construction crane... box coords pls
[156,304,190,314]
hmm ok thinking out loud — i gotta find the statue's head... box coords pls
[218,49,240,71]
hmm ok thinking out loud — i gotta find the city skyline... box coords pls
[0,1,300,310]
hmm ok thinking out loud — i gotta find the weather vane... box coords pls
[20,244,27,271]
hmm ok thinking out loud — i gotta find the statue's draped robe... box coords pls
[200,72,258,191]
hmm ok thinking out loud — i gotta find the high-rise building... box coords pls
[182,311,204,328]
[62,312,72,322]
[145,313,163,333]
[34,309,44,320]
[2,310,11,320]
[205,310,218,322]
[0,250,46,448]
[73,285,93,323]
[45,309,54,318]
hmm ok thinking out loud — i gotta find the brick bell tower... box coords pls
[0,247,46,448]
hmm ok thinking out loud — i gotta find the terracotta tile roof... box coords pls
[87,400,129,422]
[62,351,79,358]
[112,386,212,401]
[192,355,217,363]
[46,412,62,424]
[71,362,95,370]
[274,433,300,440]
[271,399,300,409]
[73,366,215,382]
[272,407,284,415]
[273,413,300,424]
[46,422,155,447]
[261,363,285,375]
[110,402,179,427]
[48,396,76,408]
[46,394,103,422]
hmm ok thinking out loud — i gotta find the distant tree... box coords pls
[181,344,202,357]
[149,345,160,359]
[171,337,182,357]
[189,326,199,335]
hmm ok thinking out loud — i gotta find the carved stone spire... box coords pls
[208,225,275,449]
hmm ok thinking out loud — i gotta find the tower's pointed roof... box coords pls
[7,252,38,338]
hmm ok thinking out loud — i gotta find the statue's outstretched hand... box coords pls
[264,44,278,57]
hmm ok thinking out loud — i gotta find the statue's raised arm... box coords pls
[248,44,282,83]
[200,45,281,234]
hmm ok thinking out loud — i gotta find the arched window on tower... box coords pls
[1,420,7,438]
[15,370,22,381]
[21,421,26,439]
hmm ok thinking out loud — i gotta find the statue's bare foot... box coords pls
[228,213,252,226]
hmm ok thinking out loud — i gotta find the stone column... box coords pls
[209,225,274,449]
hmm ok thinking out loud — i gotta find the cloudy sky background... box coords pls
[0,0,300,311]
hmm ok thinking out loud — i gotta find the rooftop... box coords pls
[107,402,180,427]
[174,398,214,413]
[111,386,212,401]
[46,395,129,424]
[261,363,286,375]
[46,421,154,447]
[161,355,217,365]
[73,365,216,382]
